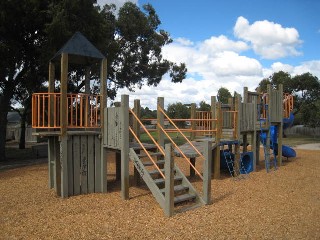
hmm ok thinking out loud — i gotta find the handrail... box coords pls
[158,107,205,160]
[157,124,204,180]
[129,108,165,155]
[32,93,101,129]
[129,127,165,179]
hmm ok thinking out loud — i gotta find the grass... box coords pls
[282,135,320,147]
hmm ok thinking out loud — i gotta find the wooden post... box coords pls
[48,137,55,189]
[157,97,164,147]
[60,53,69,198]
[48,62,55,128]
[234,95,241,174]
[133,99,141,185]
[213,102,221,179]
[100,58,107,193]
[48,61,55,191]
[190,103,196,140]
[133,99,140,140]
[203,140,212,205]
[211,96,216,139]
[265,85,272,167]
[252,97,257,171]
[121,94,130,200]
[164,143,174,217]
[243,87,248,103]
[278,84,283,166]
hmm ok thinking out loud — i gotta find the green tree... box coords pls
[0,0,49,160]
[198,101,210,111]
[0,1,187,161]
[217,87,232,104]
[167,102,190,128]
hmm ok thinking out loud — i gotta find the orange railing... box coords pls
[283,93,294,118]
[32,93,101,129]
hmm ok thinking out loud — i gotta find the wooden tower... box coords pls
[32,32,107,197]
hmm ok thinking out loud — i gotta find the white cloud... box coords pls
[234,16,302,59]
[200,35,249,54]
[108,16,319,110]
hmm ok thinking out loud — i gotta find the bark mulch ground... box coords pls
[0,148,319,239]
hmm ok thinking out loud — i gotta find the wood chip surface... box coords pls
[0,148,319,239]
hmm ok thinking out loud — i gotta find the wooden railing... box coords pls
[32,93,101,129]
[283,93,294,118]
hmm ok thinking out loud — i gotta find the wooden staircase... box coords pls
[129,148,205,216]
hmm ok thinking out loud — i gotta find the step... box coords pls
[154,176,182,185]
[160,185,189,195]
[143,159,165,167]
[174,193,196,204]
[148,169,165,175]
[137,152,163,158]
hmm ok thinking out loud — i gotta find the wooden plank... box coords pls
[48,137,55,189]
[164,143,174,217]
[203,140,212,205]
[157,97,164,147]
[73,136,81,195]
[54,137,60,195]
[60,53,68,137]
[67,137,73,196]
[60,136,69,198]
[121,95,130,200]
[80,135,88,194]
[87,135,95,193]
[94,136,102,192]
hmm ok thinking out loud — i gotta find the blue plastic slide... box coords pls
[260,114,296,158]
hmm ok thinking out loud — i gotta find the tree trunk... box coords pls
[19,112,26,149]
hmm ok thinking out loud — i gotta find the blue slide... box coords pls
[261,113,296,158]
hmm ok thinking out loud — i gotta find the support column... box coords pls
[213,102,221,179]
[157,97,164,147]
[60,53,69,198]
[100,58,107,193]
[190,103,196,140]
[203,140,212,205]
[121,95,130,200]
[164,143,174,217]
[133,99,141,185]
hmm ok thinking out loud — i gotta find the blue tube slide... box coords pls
[261,125,296,158]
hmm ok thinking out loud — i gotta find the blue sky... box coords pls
[98,0,320,108]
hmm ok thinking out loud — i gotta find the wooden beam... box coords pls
[164,143,174,217]
[121,95,130,200]
[190,103,196,140]
[157,97,164,147]
[60,53,68,137]
[203,140,212,204]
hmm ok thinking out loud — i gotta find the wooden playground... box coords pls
[31,33,297,217]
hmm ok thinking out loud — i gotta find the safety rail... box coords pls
[283,93,294,118]
[158,107,205,180]
[32,93,101,129]
[129,108,165,179]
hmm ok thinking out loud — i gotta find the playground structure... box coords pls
[31,33,296,216]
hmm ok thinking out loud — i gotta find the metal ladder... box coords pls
[222,143,248,180]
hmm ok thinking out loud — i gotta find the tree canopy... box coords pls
[0,0,187,161]
[217,87,232,104]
